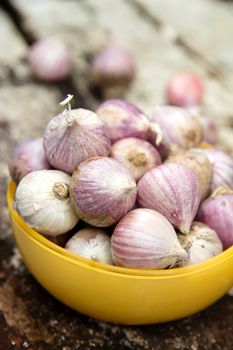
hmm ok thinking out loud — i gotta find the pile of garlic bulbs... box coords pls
[10,94,233,270]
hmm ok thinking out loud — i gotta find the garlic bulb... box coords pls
[149,106,203,157]
[197,187,233,249]
[70,157,137,227]
[91,43,135,88]
[43,103,111,174]
[166,72,204,107]
[8,138,50,183]
[193,148,233,191]
[137,163,201,234]
[29,38,73,82]
[178,222,223,266]
[96,99,162,144]
[111,137,161,181]
[166,146,212,200]
[111,208,188,269]
[14,170,79,236]
[65,227,113,265]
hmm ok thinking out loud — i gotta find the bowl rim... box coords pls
[8,181,233,278]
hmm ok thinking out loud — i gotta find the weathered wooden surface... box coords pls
[0,0,233,349]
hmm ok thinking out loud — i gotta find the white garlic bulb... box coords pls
[178,222,223,266]
[65,227,113,265]
[14,170,79,236]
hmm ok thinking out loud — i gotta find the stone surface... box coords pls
[0,0,232,349]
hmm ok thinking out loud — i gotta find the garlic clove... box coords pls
[70,157,137,227]
[96,99,151,144]
[197,186,233,249]
[166,72,204,107]
[43,107,111,173]
[91,42,135,89]
[29,38,73,82]
[166,146,213,200]
[178,222,223,266]
[200,116,218,145]
[111,208,188,269]
[15,170,79,236]
[137,163,201,234]
[111,137,161,181]
[8,138,51,183]
[65,227,113,265]
[192,148,233,191]
[149,106,203,157]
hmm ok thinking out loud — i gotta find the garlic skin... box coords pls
[166,146,212,200]
[137,163,201,234]
[43,108,111,173]
[15,170,79,236]
[193,148,233,191]
[200,117,218,145]
[96,99,160,144]
[111,208,188,269]
[29,38,73,82]
[111,137,161,182]
[166,72,204,107]
[70,157,137,227]
[178,222,223,266]
[197,187,233,249]
[91,43,135,88]
[8,138,50,183]
[65,228,113,265]
[149,106,203,157]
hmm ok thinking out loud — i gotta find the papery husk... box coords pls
[166,145,213,200]
[178,222,223,266]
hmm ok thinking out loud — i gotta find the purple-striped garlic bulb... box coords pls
[178,222,223,266]
[91,43,135,88]
[192,148,233,191]
[29,38,73,82]
[65,227,113,265]
[111,208,188,269]
[149,106,203,157]
[96,99,162,145]
[43,96,111,173]
[111,137,161,182]
[70,157,137,227]
[166,72,204,107]
[137,163,201,234]
[8,138,50,183]
[166,146,212,200]
[196,187,233,249]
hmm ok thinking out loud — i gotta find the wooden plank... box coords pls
[136,0,233,73]
[0,9,28,82]
[10,0,233,122]
[86,0,233,121]
[0,84,59,178]
[133,0,233,120]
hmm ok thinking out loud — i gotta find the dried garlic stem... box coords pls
[127,150,148,166]
[211,186,233,199]
[53,182,69,200]
[60,94,74,125]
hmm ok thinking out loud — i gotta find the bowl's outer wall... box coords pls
[10,210,233,325]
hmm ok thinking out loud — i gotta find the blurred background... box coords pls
[0,0,233,349]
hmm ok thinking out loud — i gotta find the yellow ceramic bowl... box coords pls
[7,181,233,325]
